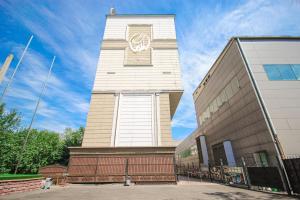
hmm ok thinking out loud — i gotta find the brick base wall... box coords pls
[68,147,177,183]
[0,178,43,196]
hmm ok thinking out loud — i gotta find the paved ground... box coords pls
[1,180,298,200]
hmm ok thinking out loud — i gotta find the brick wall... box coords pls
[0,178,43,196]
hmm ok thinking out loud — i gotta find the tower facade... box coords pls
[68,13,183,183]
[82,14,183,147]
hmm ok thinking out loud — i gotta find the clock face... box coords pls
[129,33,151,53]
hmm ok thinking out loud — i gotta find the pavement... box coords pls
[1,179,298,200]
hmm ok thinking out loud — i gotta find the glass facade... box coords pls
[263,64,300,80]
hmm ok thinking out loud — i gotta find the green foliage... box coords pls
[15,129,64,173]
[0,173,41,180]
[0,104,22,173]
[64,127,84,147]
[0,103,84,174]
[0,103,21,133]
[180,149,192,158]
[59,127,84,165]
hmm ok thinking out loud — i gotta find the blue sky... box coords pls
[0,0,300,141]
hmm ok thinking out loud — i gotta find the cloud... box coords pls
[172,0,300,139]
[1,39,89,133]
[0,0,102,132]
[0,0,101,84]
[1,0,300,138]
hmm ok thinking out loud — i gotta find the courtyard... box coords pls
[2,180,297,200]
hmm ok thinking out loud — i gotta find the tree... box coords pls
[64,127,84,147]
[0,103,21,173]
[0,103,20,133]
[59,127,84,165]
[0,103,84,173]
[15,129,64,173]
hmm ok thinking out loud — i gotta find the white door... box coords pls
[115,94,154,146]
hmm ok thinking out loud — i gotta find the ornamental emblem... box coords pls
[129,33,151,53]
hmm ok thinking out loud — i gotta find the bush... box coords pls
[0,103,83,174]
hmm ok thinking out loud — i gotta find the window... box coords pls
[209,103,214,114]
[212,99,218,112]
[221,90,228,104]
[199,115,203,124]
[263,65,281,80]
[292,64,300,80]
[225,83,234,99]
[198,76,240,124]
[253,151,269,167]
[231,77,239,94]
[205,109,210,119]
[216,95,222,107]
[263,64,300,80]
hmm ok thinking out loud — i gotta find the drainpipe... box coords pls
[236,38,292,195]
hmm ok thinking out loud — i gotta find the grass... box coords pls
[0,173,42,180]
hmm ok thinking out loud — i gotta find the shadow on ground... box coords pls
[204,191,297,200]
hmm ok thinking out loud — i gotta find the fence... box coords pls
[176,155,286,192]
[283,157,300,194]
[67,154,176,183]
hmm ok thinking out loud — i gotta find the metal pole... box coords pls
[275,156,292,195]
[1,35,33,101]
[241,157,251,189]
[124,158,129,186]
[220,159,225,183]
[14,56,56,174]
[208,160,212,182]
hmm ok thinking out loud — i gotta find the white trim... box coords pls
[156,93,161,146]
[92,90,184,94]
[151,94,156,146]
[200,136,209,166]
[223,140,236,167]
[110,93,120,147]
[114,93,122,146]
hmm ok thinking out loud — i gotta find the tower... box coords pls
[68,11,183,183]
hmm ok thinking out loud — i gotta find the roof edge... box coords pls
[106,14,175,17]
[192,38,236,98]
[234,36,300,40]
[192,36,300,98]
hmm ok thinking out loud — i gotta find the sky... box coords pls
[0,0,300,141]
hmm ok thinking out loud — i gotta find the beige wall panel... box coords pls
[152,40,177,49]
[82,93,115,147]
[175,130,200,168]
[101,39,177,50]
[190,41,277,166]
[104,16,176,40]
[124,47,151,66]
[159,93,173,145]
[240,40,300,157]
[93,49,182,91]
